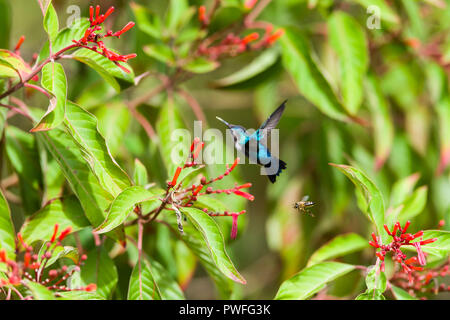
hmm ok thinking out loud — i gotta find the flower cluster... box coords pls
[196,1,284,60]
[73,5,136,73]
[167,138,254,239]
[369,221,437,279]
[0,224,95,300]
[391,259,449,299]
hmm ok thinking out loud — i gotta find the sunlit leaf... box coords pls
[275,262,355,300]
[307,233,369,266]
[0,189,15,260]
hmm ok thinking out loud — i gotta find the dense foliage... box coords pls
[0,0,449,300]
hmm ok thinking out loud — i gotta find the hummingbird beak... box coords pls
[216,116,231,129]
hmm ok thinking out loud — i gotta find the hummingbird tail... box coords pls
[266,158,286,183]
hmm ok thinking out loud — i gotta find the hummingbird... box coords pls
[216,100,287,183]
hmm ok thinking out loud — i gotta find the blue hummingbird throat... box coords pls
[216,100,287,183]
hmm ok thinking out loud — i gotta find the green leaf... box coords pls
[307,233,369,266]
[0,189,15,260]
[355,289,386,300]
[72,48,134,92]
[57,290,105,300]
[95,102,130,156]
[181,207,246,284]
[183,58,219,74]
[166,0,191,35]
[43,2,58,43]
[365,265,386,292]
[397,186,427,223]
[211,48,280,88]
[365,74,394,169]
[275,262,355,300]
[328,12,368,114]
[436,95,450,174]
[329,164,385,241]
[0,0,11,49]
[95,186,160,234]
[143,44,175,66]
[391,285,418,300]
[156,97,187,177]
[37,243,79,268]
[37,128,114,228]
[280,27,349,122]
[64,101,131,197]
[0,49,31,80]
[24,280,55,300]
[407,230,450,258]
[71,248,118,299]
[164,214,236,298]
[32,62,67,131]
[20,196,90,245]
[38,19,91,63]
[389,173,420,208]
[128,258,185,300]
[133,159,149,186]
[130,2,161,38]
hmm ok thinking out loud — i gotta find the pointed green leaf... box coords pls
[307,233,369,266]
[20,196,90,245]
[328,12,368,114]
[64,101,131,197]
[95,186,160,234]
[43,2,58,43]
[211,48,280,88]
[0,189,15,260]
[180,207,246,284]
[329,164,385,241]
[280,27,349,122]
[24,280,55,300]
[128,258,184,300]
[72,48,134,92]
[391,285,418,300]
[275,262,355,300]
[183,57,219,74]
[37,128,114,228]
[32,62,67,131]
[133,159,149,186]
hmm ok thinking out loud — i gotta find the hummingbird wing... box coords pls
[255,100,287,140]
[301,195,309,201]
[259,100,287,131]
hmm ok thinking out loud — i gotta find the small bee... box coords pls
[293,195,315,217]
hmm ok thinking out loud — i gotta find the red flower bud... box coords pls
[242,32,259,45]
[169,167,183,187]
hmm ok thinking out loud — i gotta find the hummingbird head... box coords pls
[216,116,247,142]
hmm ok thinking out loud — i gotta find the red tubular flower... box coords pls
[113,22,136,37]
[229,158,239,172]
[50,224,59,243]
[170,167,183,187]
[403,220,411,233]
[58,227,72,241]
[14,36,25,53]
[233,190,255,201]
[420,238,437,245]
[376,252,385,261]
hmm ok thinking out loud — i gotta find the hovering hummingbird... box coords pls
[216,100,287,183]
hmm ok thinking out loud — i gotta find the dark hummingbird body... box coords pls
[216,100,287,183]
